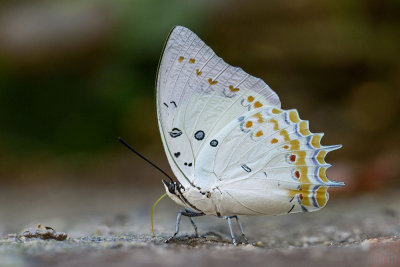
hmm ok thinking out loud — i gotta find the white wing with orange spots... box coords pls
[156,26,343,216]
[156,26,280,188]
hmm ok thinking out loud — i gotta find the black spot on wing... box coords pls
[194,130,205,141]
[174,152,180,158]
[169,128,182,138]
[170,101,177,108]
[241,164,251,172]
[288,205,295,213]
[210,139,218,147]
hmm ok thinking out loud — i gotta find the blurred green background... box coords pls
[0,0,399,192]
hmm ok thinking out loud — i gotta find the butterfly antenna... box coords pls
[118,137,174,183]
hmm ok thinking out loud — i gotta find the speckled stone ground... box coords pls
[0,184,399,267]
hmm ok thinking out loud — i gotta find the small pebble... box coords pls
[18,224,67,241]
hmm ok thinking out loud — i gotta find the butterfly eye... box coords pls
[162,179,175,193]
[168,184,175,193]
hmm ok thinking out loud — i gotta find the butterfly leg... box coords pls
[231,215,249,244]
[184,208,202,237]
[225,216,238,246]
[165,209,204,243]
[189,217,199,237]
[165,210,183,243]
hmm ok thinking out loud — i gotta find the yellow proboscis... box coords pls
[151,193,167,237]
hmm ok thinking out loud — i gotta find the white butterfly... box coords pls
[156,26,344,245]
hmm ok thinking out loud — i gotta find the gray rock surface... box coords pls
[0,185,399,266]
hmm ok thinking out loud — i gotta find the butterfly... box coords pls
[155,26,344,245]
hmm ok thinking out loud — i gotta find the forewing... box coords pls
[156,26,281,187]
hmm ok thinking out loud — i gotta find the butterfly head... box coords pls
[162,179,183,194]
[162,179,186,204]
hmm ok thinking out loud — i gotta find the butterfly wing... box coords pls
[157,26,343,216]
[156,26,281,188]
[195,106,344,215]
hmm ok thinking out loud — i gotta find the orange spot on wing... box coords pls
[318,167,329,183]
[245,121,253,128]
[289,184,311,205]
[254,101,263,108]
[290,155,296,162]
[289,110,300,123]
[189,58,195,63]
[295,170,300,179]
[272,108,282,114]
[288,172,312,202]
[280,129,290,141]
[253,113,264,123]
[208,78,218,85]
[294,151,307,166]
[289,140,300,150]
[229,85,239,92]
[196,69,202,76]
[297,166,308,183]
[316,186,328,207]
[271,138,278,144]
[311,134,322,148]
[316,150,327,164]
[283,145,289,149]
[178,56,184,62]
[248,96,255,102]
[269,119,279,131]
[299,121,311,136]
[289,184,313,206]
[256,131,263,137]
